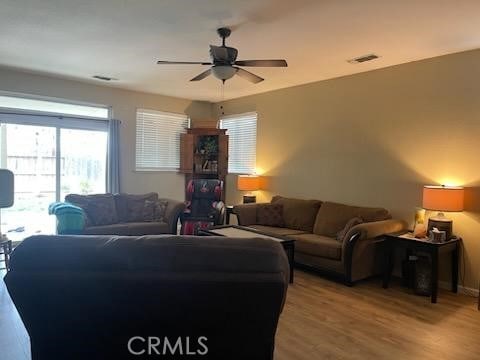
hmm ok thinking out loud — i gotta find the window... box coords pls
[0,94,109,119]
[220,112,257,174]
[135,109,189,171]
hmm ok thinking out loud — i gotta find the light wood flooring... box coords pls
[1,270,479,360]
[275,271,480,360]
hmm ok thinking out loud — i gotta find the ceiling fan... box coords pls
[156,27,287,84]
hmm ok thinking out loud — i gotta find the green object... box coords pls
[55,213,85,234]
[49,202,85,234]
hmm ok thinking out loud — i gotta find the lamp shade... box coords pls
[0,169,14,208]
[237,175,260,191]
[422,185,464,212]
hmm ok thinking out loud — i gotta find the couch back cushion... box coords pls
[114,193,159,222]
[65,194,118,226]
[271,196,322,232]
[313,201,391,237]
[256,203,285,227]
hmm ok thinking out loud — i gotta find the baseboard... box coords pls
[438,280,479,297]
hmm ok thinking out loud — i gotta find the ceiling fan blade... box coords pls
[234,67,264,84]
[234,59,288,67]
[190,68,212,81]
[157,60,212,65]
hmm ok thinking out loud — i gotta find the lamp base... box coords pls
[427,213,453,241]
[243,195,256,204]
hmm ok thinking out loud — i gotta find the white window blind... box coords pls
[220,112,257,174]
[135,109,189,171]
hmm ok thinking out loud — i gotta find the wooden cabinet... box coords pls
[180,128,228,197]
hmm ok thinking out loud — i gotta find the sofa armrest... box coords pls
[342,219,407,284]
[344,219,408,244]
[233,203,262,226]
[162,199,185,234]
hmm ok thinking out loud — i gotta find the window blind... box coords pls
[135,109,189,171]
[220,112,257,174]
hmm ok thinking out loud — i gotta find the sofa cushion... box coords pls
[313,201,391,237]
[84,222,170,236]
[65,194,118,226]
[144,199,169,222]
[271,196,322,232]
[154,200,169,221]
[114,193,158,222]
[143,200,156,221]
[256,204,285,227]
[288,233,342,260]
[336,217,364,242]
[248,225,307,237]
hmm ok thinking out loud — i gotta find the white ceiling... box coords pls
[1,0,480,102]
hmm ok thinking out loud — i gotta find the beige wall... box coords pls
[0,67,212,200]
[216,49,480,290]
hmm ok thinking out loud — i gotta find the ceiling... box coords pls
[1,0,480,102]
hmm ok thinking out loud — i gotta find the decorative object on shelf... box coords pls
[0,169,14,240]
[423,185,464,240]
[413,207,427,238]
[237,175,260,203]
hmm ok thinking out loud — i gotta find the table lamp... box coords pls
[0,169,15,239]
[423,185,464,240]
[237,175,260,203]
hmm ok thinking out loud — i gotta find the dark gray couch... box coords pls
[64,192,185,235]
[5,234,289,360]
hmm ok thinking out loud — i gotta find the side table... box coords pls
[382,232,460,304]
[225,205,236,225]
[0,238,13,271]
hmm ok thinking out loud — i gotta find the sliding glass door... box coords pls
[60,129,108,199]
[1,124,57,238]
[0,122,107,240]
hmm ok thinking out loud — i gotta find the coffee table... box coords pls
[198,225,295,283]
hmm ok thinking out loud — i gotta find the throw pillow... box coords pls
[256,204,285,227]
[336,217,363,242]
[143,200,168,222]
[154,200,169,222]
[114,193,159,222]
[143,200,156,221]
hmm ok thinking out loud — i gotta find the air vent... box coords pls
[347,54,380,64]
[92,75,118,81]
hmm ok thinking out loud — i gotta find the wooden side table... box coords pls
[382,232,460,304]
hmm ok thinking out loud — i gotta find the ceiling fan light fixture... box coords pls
[211,65,236,81]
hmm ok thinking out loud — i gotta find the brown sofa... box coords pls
[64,193,185,235]
[234,196,407,284]
[5,234,289,359]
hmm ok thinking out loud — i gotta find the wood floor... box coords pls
[0,271,30,360]
[1,270,479,360]
[275,271,480,360]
